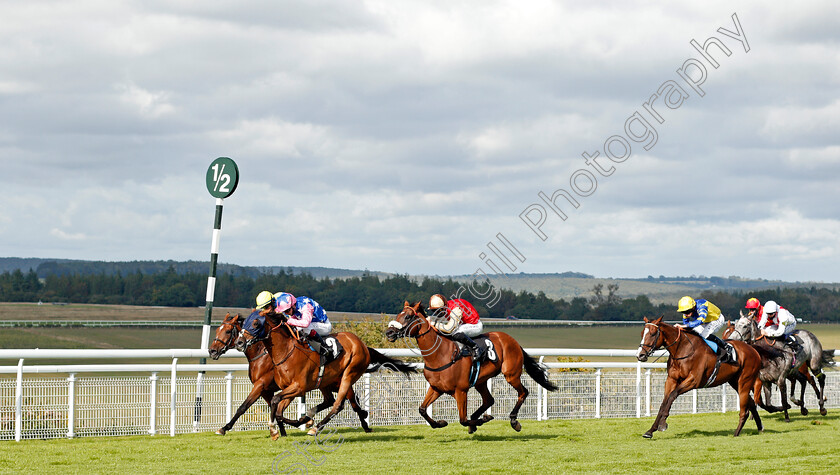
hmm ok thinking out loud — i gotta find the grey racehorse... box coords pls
[724,314,835,420]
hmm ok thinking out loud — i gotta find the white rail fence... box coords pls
[0,348,837,441]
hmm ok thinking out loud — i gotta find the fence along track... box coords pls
[0,348,837,440]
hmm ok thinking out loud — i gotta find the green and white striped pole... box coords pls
[196,157,239,431]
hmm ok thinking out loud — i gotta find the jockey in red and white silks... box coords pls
[757,300,796,338]
[428,294,485,359]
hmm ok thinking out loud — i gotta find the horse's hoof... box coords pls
[305,419,315,429]
[481,414,494,423]
[642,432,653,439]
[510,420,522,432]
[307,427,318,436]
[363,427,373,433]
[820,408,827,416]
[468,426,477,434]
[215,429,226,436]
[658,422,668,432]
[435,420,448,429]
[271,432,280,441]
[801,408,809,416]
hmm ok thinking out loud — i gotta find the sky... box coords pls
[1,1,839,283]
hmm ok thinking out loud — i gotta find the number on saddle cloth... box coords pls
[473,335,497,362]
[309,335,343,363]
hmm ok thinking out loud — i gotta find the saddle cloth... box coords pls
[307,335,343,365]
[454,335,498,363]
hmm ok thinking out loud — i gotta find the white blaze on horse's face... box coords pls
[636,326,650,358]
[387,320,403,330]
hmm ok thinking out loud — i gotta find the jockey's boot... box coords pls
[707,334,734,364]
[785,334,801,354]
[451,332,485,361]
[307,331,331,358]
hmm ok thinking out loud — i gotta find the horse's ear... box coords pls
[643,316,649,323]
[403,300,410,308]
[653,316,663,324]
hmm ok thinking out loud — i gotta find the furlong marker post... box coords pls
[195,157,239,431]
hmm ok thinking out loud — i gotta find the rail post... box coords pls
[692,389,697,414]
[645,369,651,417]
[595,368,601,419]
[149,372,158,435]
[66,373,76,438]
[170,358,178,437]
[225,371,234,422]
[636,361,642,418]
[537,356,545,421]
[364,373,371,426]
[721,384,727,413]
[15,358,23,442]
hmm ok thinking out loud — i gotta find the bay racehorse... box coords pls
[637,316,764,438]
[725,314,835,417]
[385,301,558,434]
[236,312,415,438]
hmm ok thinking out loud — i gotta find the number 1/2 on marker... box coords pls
[212,163,229,192]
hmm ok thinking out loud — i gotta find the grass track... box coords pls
[2,412,838,474]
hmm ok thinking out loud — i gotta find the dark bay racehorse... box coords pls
[724,315,835,417]
[236,312,414,438]
[637,317,764,438]
[385,301,558,434]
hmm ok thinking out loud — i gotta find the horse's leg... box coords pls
[264,390,284,439]
[503,372,529,432]
[470,379,495,426]
[285,391,334,428]
[733,375,764,436]
[816,372,828,416]
[311,373,357,436]
[776,377,791,423]
[270,388,302,440]
[216,381,269,436]
[345,387,372,433]
[454,388,480,434]
[644,375,695,439]
[418,385,447,429]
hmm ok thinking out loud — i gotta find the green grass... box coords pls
[1,412,837,474]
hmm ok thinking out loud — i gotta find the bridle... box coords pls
[212,320,239,353]
[389,306,434,340]
[638,322,692,361]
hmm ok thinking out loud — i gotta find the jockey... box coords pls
[744,297,764,320]
[674,296,734,364]
[255,291,333,356]
[428,294,485,360]
[757,300,799,352]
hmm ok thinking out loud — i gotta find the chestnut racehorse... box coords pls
[236,312,415,438]
[385,301,558,434]
[637,316,764,438]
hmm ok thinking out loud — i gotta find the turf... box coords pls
[1,412,837,474]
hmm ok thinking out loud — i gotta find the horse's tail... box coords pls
[366,347,415,378]
[821,349,836,367]
[522,349,558,392]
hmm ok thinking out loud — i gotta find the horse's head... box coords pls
[208,313,242,360]
[385,301,428,342]
[722,320,735,339]
[730,313,756,342]
[637,316,665,362]
[234,310,267,352]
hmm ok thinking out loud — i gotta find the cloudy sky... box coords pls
[2,1,838,283]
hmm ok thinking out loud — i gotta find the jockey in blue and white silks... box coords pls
[674,296,734,363]
[255,291,332,337]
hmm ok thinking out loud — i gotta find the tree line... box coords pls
[1,267,840,322]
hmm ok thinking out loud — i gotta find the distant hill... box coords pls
[0,258,392,280]
[2,257,837,304]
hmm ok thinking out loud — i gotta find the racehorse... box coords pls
[235,312,415,438]
[722,319,802,421]
[724,314,835,417]
[637,317,764,438]
[208,312,282,437]
[384,301,558,434]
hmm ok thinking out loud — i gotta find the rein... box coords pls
[398,306,461,372]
